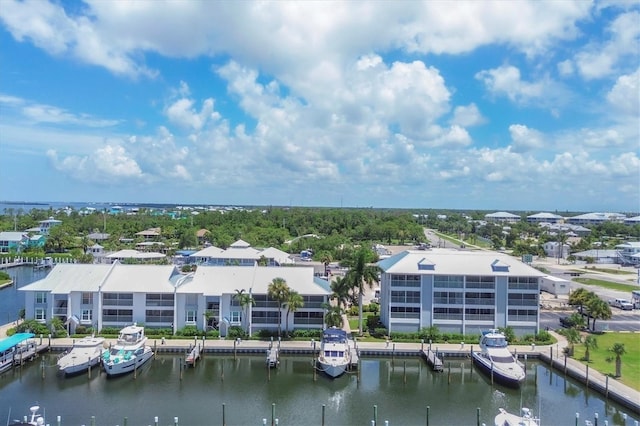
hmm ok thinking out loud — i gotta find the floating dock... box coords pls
[421,349,443,371]
[185,344,201,367]
[266,347,279,368]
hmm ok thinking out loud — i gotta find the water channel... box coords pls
[0,266,638,425]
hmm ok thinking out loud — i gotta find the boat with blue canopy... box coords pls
[0,333,36,373]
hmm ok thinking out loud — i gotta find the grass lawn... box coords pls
[582,267,635,275]
[571,332,640,391]
[573,277,640,293]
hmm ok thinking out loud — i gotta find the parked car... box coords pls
[609,298,634,310]
[559,316,577,328]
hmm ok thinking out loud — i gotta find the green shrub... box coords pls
[366,315,382,330]
[227,326,247,340]
[16,319,49,336]
[0,271,10,280]
[348,306,359,316]
[372,327,388,338]
[176,325,199,337]
[99,327,121,335]
[147,328,173,337]
[206,330,219,339]
[535,330,552,344]
[291,329,322,339]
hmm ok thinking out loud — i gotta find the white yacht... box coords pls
[472,329,525,387]
[57,336,105,375]
[102,324,153,377]
[495,407,540,426]
[317,327,351,378]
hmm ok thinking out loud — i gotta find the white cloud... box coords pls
[475,65,544,103]
[509,124,545,152]
[47,145,143,182]
[606,68,640,117]
[450,103,485,127]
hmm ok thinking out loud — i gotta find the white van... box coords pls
[610,298,634,310]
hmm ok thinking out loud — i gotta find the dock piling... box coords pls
[426,406,430,426]
[222,403,226,426]
[322,404,326,426]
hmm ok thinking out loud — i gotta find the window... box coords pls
[102,309,133,323]
[433,276,464,289]
[293,311,324,325]
[35,308,46,321]
[82,292,92,305]
[185,310,197,323]
[508,277,538,290]
[146,294,174,307]
[466,276,495,289]
[465,308,494,321]
[508,293,538,306]
[145,310,173,323]
[390,291,421,304]
[230,311,242,325]
[508,309,537,322]
[433,307,463,320]
[301,295,324,309]
[433,291,463,304]
[252,311,279,324]
[390,274,421,288]
[465,292,495,306]
[253,295,278,308]
[35,292,47,304]
[81,309,93,322]
[102,293,133,306]
[390,306,420,319]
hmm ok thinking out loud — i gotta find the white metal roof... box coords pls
[106,249,166,259]
[378,249,546,277]
[0,232,27,242]
[190,246,224,257]
[20,264,114,293]
[101,264,179,292]
[178,265,331,296]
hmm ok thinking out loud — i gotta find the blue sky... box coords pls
[0,1,638,213]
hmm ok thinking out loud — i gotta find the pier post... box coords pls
[404,361,407,384]
[234,339,237,360]
[221,359,224,381]
[88,357,92,379]
[40,334,42,345]
[48,334,51,351]
[373,404,378,426]
[421,339,424,352]
[448,363,451,384]
[426,405,430,426]
[124,417,128,426]
[222,403,226,426]
[154,340,157,358]
[605,376,609,398]
[41,358,45,379]
[154,416,158,426]
[57,416,62,426]
[202,335,205,357]
[586,365,589,387]
[490,362,494,385]
[392,343,395,366]
[91,416,96,426]
[595,413,598,426]
[271,403,276,426]
[550,346,553,362]
[174,416,179,426]
[180,358,183,380]
[477,407,481,426]
[322,404,326,426]
[575,412,579,426]
[134,360,137,379]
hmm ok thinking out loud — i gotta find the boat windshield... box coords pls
[490,355,515,364]
[484,337,507,348]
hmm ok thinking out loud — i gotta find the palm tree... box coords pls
[583,335,598,362]
[560,328,581,356]
[586,297,611,332]
[322,303,344,328]
[345,248,380,335]
[268,277,291,338]
[610,343,626,377]
[569,288,595,328]
[234,289,255,335]
[318,251,333,277]
[284,291,304,337]
[330,276,352,311]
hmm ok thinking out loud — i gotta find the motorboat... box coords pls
[0,333,37,373]
[495,407,540,426]
[9,405,46,426]
[317,327,351,378]
[57,335,105,375]
[102,324,153,377]
[472,329,525,387]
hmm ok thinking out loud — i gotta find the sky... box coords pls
[0,1,638,213]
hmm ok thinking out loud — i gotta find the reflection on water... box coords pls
[0,354,637,426]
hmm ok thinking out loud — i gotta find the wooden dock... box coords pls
[349,340,359,369]
[185,344,201,367]
[421,349,443,371]
[266,347,279,368]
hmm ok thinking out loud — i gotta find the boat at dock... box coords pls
[494,407,540,426]
[9,405,46,426]
[472,329,525,387]
[102,324,153,377]
[57,336,105,375]
[0,333,36,373]
[317,327,351,378]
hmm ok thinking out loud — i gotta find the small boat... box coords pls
[102,324,153,377]
[57,336,105,375]
[0,333,36,373]
[317,327,351,378]
[9,405,46,426]
[495,407,540,426]
[472,329,525,387]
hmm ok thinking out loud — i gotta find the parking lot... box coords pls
[540,309,640,332]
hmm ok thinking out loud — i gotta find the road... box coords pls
[540,309,640,332]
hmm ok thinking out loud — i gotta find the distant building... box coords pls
[572,249,619,264]
[616,242,640,265]
[485,212,521,223]
[566,212,627,225]
[0,231,29,253]
[190,239,293,266]
[526,212,564,224]
[135,228,161,241]
[38,217,62,235]
[624,216,640,225]
[540,275,570,296]
[542,242,570,259]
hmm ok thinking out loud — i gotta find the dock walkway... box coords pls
[421,349,443,371]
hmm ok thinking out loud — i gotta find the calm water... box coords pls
[0,355,638,426]
[0,266,49,324]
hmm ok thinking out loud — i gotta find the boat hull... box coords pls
[103,347,153,377]
[317,360,348,378]
[58,355,102,376]
[472,353,524,388]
